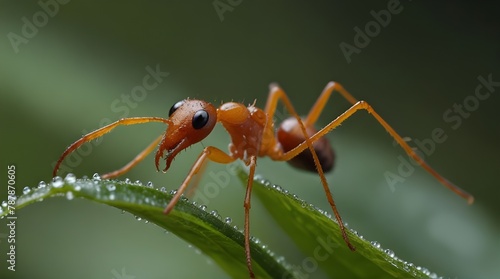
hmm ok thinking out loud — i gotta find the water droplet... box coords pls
[135,216,142,221]
[254,174,263,180]
[64,173,76,183]
[2,201,8,207]
[74,185,81,191]
[199,205,207,211]
[370,241,381,248]
[66,191,74,200]
[274,185,283,192]
[106,184,116,191]
[169,190,177,195]
[144,220,149,224]
[384,249,395,258]
[224,217,232,224]
[160,187,167,193]
[121,210,126,214]
[429,272,438,278]
[109,193,115,200]
[421,267,431,276]
[276,256,285,263]
[92,173,101,181]
[210,210,220,219]
[38,181,47,188]
[164,230,170,234]
[23,186,31,195]
[124,178,131,184]
[134,180,142,185]
[52,176,63,188]
[147,181,154,188]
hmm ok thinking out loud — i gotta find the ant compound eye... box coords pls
[192,110,209,129]
[169,101,185,117]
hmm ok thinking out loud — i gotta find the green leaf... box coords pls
[1,175,296,279]
[238,168,436,278]
[1,170,438,278]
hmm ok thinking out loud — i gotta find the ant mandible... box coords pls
[53,82,474,278]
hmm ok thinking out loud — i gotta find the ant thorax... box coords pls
[219,103,267,163]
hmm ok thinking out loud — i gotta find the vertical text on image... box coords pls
[6,164,17,271]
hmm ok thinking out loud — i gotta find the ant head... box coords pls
[155,99,217,172]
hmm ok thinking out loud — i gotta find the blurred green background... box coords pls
[1,1,499,278]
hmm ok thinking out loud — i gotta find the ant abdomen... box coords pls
[277,117,335,173]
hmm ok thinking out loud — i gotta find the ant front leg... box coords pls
[163,146,236,215]
[53,117,169,177]
[162,147,257,278]
[101,134,164,179]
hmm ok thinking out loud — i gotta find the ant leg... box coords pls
[264,84,356,251]
[304,81,358,126]
[101,134,164,179]
[281,100,475,204]
[243,155,257,279]
[53,117,169,177]
[163,146,235,215]
[163,149,255,277]
[185,160,210,198]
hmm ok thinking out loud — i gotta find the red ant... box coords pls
[53,82,474,278]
